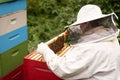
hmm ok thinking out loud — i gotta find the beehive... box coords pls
[24,32,70,80]
[32,31,71,61]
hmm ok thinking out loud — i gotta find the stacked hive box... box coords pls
[24,50,62,80]
[0,0,28,80]
[24,33,71,80]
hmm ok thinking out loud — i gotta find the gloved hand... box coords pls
[37,42,50,55]
[37,42,57,62]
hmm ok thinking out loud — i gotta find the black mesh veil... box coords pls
[66,15,119,44]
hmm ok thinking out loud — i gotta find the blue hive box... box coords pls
[0,0,26,16]
[0,26,28,54]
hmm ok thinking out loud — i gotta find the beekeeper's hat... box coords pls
[70,4,116,26]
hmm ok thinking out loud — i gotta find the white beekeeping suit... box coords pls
[37,4,120,80]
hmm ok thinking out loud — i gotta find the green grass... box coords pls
[0,0,12,3]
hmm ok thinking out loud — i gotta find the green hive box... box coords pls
[0,40,28,77]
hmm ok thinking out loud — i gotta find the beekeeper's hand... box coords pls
[37,42,57,62]
[37,42,50,55]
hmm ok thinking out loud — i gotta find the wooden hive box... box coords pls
[24,32,71,80]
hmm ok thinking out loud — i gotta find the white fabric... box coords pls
[37,28,120,80]
[37,5,120,80]
[37,42,59,62]
[70,5,114,26]
[76,26,117,43]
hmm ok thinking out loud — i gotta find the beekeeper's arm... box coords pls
[37,42,100,79]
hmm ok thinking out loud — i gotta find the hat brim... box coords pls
[70,13,114,26]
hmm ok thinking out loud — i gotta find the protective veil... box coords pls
[37,4,120,80]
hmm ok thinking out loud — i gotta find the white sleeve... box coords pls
[43,45,98,79]
[38,38,120,80]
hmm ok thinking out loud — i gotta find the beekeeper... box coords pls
[37,4,120,80]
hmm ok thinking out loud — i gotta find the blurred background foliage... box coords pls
[27,0,120,52]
